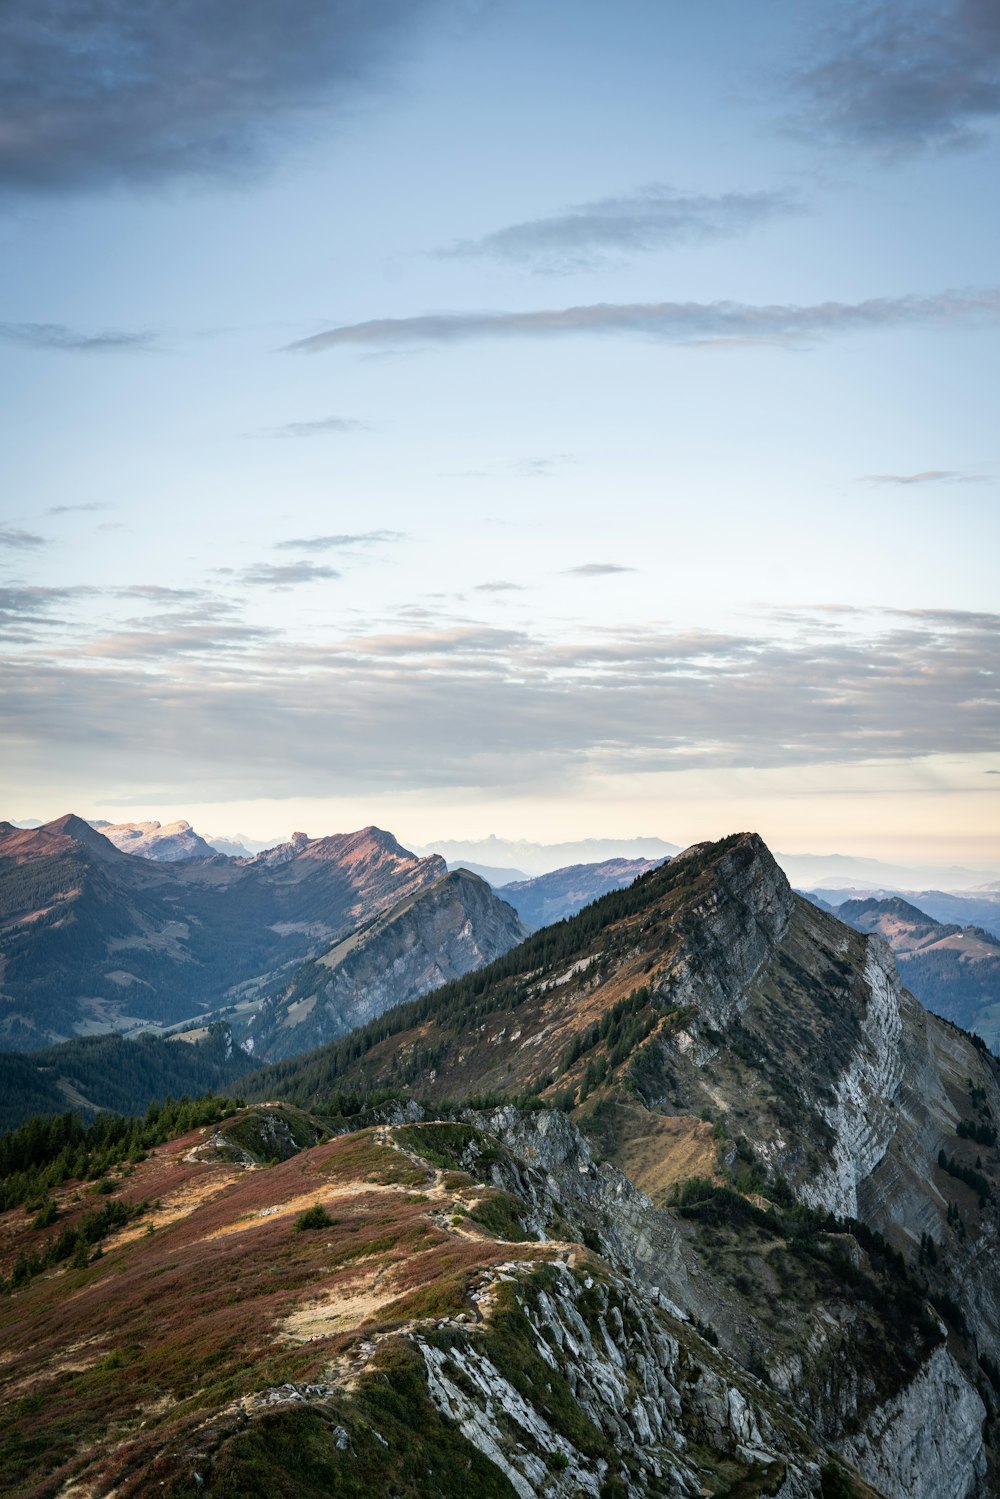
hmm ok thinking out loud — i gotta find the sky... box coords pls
[1,0,999,866]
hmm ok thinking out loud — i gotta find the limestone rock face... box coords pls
[91,818,216,862]
[662,832,795,1030]
[837,1346,987,1499]
[239,869,528,1062]
[416,1259,824,1499]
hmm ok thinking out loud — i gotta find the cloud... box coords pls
[446,454,575,479]
[241,561,341,587]
[0,527,47,549]
[1,607,997,802]
[84,622,274,660]
[273,531,405,552]
[565,563,636,577]
[114,585,211,603]
[860,469,986,485]
[0,0,443,191]
[786,0,1000,154]
[288,286,1000,353]
[46,502,110,516]
[441,185,801,273]
[266,416,370,438]
[475,581,524,593]
[0,584,96,630]
[0,322,154,352]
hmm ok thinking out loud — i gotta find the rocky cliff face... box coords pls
[237,870,528,1061]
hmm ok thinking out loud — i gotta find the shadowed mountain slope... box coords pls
[809,887,1000,942]
[498,856,665,930]
[0,1100,893,1499]
[232,869,528,1064]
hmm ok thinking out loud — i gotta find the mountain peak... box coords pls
[39,813,121,856]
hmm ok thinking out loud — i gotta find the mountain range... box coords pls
[810,887,1000,943]
[3,831,999,1498]
[820,895,1000,1051]
[0,815,449,1049]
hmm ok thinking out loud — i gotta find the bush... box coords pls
[295,1204,333,1232]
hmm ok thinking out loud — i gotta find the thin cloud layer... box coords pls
[565,563,636,577]
[289,286,1000,353]
[274,531,405,552]
[266,416,369,438]
[442,185,801,273]
[788,0,1000,153]
[242,562,341,587]
[0,527,47,549]
[2,607,996,800]
[46,503,110,516]
[0,322,154,352]
[861,469,986,484]
[0,0,443,190]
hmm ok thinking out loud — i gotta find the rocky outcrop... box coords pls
[238,870,528,1061]
[91,818,216,861]
[837,1346,986,1499]
[416,1259,825,1498]
[664,833,795,1032]
[799,937,905,1218]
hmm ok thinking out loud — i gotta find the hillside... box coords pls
[0,816,446,1050]
[835,897,1000,1049]
[231,870,528,1063]
[0,1029,249,1134]
[240,833,1000,1497]
[0,1099,905,1499]
[499,856,664,930]
[5,832,1000,1497]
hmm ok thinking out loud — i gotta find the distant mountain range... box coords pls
[91,818,218,861]
[418,834,681,877]
[774,851,1000,893]
[804,892,1000,1049]
[230,868,527,1062]
[0,815,448,1049]
[498,856,664,929]
[809,887,1000,942]
[17,815,999,894]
